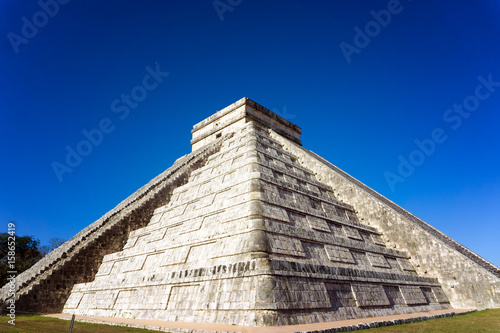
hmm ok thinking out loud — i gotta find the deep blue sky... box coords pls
[1,1,499,266]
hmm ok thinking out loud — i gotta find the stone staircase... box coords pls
[0,135,229,313]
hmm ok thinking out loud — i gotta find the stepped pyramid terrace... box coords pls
[2,98,499,328]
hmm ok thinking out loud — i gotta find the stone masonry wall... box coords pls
[63,123,269,324]
[250,125,451,324]
[271,131,500,310]
[61,122,451,326]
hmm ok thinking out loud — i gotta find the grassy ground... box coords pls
[372,309,500,333]
[0,315,160,333]
[0,309,498,332]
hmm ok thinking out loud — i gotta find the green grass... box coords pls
[0,309,498,332]
[0,315,161,333]
[371,309,500,333]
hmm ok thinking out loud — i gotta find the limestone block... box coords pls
[421,287,438,304]
[367,253,391,268]
[307,216,331,233]
[398,258,416,272]
[383,285,406,305]
[432,286,451,303]
[325,245,355,264]
[269,234,306,257]
[343,226,363,240]
[351,284,391,307]
[401,286,428,305]
[325,283,357,309]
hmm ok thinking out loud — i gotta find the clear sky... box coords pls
[1,1,499,267]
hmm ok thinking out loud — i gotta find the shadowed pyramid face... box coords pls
[62,101,451,326]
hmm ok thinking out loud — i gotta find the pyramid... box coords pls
[2,98,499,326]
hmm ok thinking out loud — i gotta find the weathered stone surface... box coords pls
[3,98,498,325]
[270,116,500,310]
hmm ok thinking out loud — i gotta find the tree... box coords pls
[39,238,66,257]
[0,232,42,287]
[49,238,65,249]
